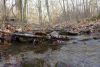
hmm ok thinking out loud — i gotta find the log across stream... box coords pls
[0,31,70,45]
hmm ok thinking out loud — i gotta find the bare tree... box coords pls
[45,0,52,23]
[38,0,43,27]
[62,0,67,23]
[2,0,7,29]
[3,0,7,21]
[15,0,23,21]
[23,0,27,22]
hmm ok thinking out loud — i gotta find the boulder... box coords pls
[50,31,59,38]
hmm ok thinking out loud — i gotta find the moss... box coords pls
[59,31,68,35]
[59,29,68,35]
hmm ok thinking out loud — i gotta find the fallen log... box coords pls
[59,31,79,36]
[11,32,70,43]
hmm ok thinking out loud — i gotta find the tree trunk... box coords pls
[38,0,43,27]
[2,0,6,29]
[23,0,27,22]
[45,0,52,23]
[16,0,23,21]
[62,0,67,23]
[3,0,6,21]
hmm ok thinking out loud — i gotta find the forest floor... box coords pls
[62,19,100,34]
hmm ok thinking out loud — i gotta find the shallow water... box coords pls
[0,34,100,67]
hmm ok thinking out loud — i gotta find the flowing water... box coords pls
[0,34,100,67]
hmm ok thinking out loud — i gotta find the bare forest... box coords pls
[0,0,100,30]
[1,0,100,67]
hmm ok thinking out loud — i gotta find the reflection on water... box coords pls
[0,35,100,67]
